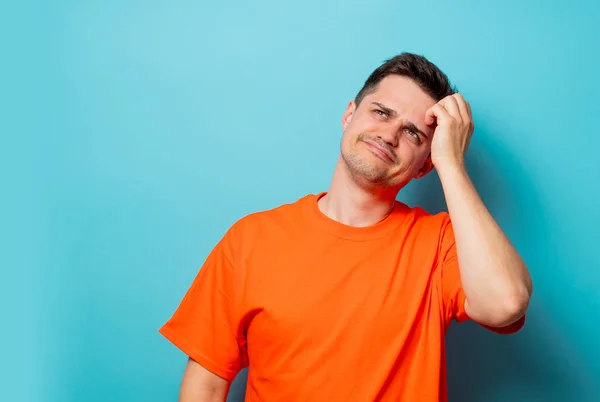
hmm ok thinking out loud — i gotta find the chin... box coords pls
[355,169,402,188]
[369,169,411,189]
[343,150,405,184]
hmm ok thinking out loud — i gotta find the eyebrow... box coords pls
[371,102,428,139]
[372,102,397,117]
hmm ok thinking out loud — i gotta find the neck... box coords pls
[318,156,400,227]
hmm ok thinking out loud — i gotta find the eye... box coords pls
[405,129,421,143]
[374,109,388,117]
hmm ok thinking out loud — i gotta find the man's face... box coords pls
[340,75,438,189]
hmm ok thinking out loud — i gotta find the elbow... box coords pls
[505,291,530,320]
[498,268,534,325]
[492,288,532,327]
[470,285,532,328]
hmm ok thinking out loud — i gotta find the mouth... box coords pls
[362,139,395,162]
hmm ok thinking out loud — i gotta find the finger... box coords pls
[466,101,472,123]
[453,94,470,122]
[441,96,462,121]
[458,96,474,132]
[425,103,451,126]
[466,101,474,131]
[465,98,472,116]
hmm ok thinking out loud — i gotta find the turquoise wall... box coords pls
[3,0,599,401]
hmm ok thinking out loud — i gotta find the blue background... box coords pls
[3,0,599,401]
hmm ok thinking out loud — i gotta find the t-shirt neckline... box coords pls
[302,192,409,241]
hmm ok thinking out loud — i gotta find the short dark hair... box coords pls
[355,53,456,105]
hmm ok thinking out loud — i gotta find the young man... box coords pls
[159,53,533,401]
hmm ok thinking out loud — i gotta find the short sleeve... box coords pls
[438,215,525,334]
[159,233,247,380]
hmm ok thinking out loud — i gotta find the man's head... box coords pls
[340,53,455,190]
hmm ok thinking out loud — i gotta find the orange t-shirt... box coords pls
[159,192,525,401]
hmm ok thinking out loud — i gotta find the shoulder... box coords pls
[401,203,452,233]
[222,193,313,242]
[396,204,456,258]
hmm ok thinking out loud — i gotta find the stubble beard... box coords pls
[341,146,397,188]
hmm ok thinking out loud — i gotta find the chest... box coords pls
[237,234,439,356]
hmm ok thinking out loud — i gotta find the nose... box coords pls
[376,128,399,148]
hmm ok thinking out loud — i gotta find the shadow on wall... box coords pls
[411,125,595,402]
[226,126,595,402]
[228,369,248,402]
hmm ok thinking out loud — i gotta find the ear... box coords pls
[414,155,434,179]
[342,100,356,131]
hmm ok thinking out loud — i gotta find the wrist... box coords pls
[435,159,467,177]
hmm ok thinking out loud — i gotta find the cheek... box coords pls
[347,114,380,134]
[398,139,429,167]
[340,131,356,154]
[341,124,363,147]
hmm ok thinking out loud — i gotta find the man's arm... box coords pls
[426,94,533,328]
[179,358,231,402]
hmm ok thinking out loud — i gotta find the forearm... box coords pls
[438,163,532,326]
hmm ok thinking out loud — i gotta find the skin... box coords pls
[320,74,532,326]
[323,75,438,228]
[180,74,533,401]
[178,358,230,402]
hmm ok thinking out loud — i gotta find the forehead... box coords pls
[362,75,437,118]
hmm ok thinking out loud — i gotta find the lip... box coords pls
[363,140,394,162]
